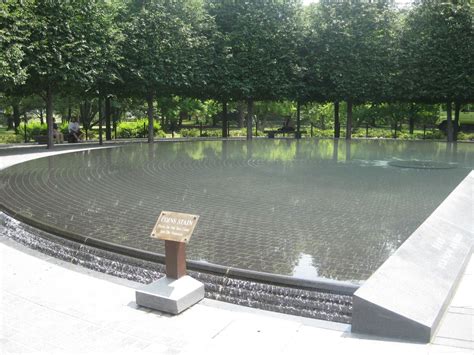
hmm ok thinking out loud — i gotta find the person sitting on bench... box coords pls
[68,118,84,142]
[53,121,64,143]
[278,117,295,132]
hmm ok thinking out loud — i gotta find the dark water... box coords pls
[1,140,472,282]
[0,213,353,323]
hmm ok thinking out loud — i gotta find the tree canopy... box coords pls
[1,0,473,144]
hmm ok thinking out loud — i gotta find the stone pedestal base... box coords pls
[135,276,204,314]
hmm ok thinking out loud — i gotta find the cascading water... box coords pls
[0,212,352,323]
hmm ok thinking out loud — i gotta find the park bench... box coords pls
[33,135,49,144]
[34,133,75,144]
[263,129,307,139]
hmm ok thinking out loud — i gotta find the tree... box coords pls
[89,2,122,144]
[19,0,116,148]
[206,0,302,139]
[120,0,212,143]
[1,0,31,136]
[307,0,397,139]
[398,0,474,142]
[0,0,29,90]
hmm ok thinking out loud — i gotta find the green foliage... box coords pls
[178,127,256,138]
[304,103,334,129]
[1,0,473,141]
[179,128,200,138]
[23,0,117,94]
[229,128,247,137]
[0,0,30,89]
[59,122,69,135]
[0,134,23,144]
[310,128,335,138]
[206,0,303,101]
[119,0,213,98]
[397,0,474,103]
[0,125,23,143]
[17,121,46,141]
[117,119,164,139]
[200,129,220,138]
[457,132,474,141]
[306,0,397,103]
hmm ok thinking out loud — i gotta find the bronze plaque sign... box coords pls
[151,211,199,243]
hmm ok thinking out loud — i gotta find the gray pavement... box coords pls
[1,233,472,354]
[1,143,473,354]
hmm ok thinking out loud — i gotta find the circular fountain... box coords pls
[1,139,472,322]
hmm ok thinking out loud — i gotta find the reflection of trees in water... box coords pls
[85,140,474,167]
[2,140,473,282]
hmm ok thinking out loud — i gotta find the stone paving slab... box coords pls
[1,233,473,354]
[431,257,474,350]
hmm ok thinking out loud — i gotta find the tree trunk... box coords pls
[246,98,253,140]
[160,107,165,128]
[105,96,112,141]
[23,114,28,143]
[113,107,118,139]
[334,101,340,138]
[179,110,186,128]
[39,108,44,125]
[222,101,228,138]
[12,103,20,134]
[67,102,72,122]
[345,99,352,140]
[7,115,14,130]
[409,103,415,134]
[454,101,461,141]
[446,101,453,143]
[238,102,245,128]
[79,102,84,124]
[296,101,301,139]
[147,93,154,143]
[46,86,54,149]
[98,95,103,146]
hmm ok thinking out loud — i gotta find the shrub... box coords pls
[201,129,220,137]
[457,132,474,141]
[311,128,335,138]
[18,122,47,142]
[59,122,69,135]
[229,128,247,137]
[0,133,24,144]
[117,119,165,139]
[180,128,200,137]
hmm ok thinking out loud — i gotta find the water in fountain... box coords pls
[0,212,352,323]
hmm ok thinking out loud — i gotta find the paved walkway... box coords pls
[1,236,472,354]
[1,143,473,354]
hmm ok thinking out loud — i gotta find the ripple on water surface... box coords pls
[1,140,472,282]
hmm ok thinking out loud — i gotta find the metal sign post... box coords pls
[151,211,199,279]
[164,241,186,279]
[135,211,204,314]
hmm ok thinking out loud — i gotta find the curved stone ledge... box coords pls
[0,212,354,323]
[0,201,358,296]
